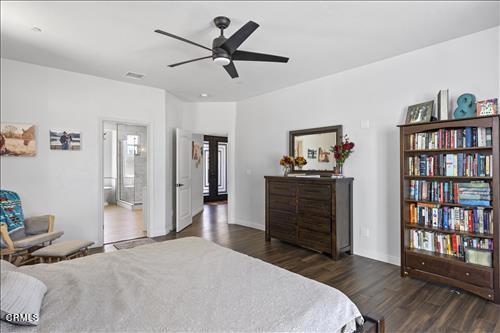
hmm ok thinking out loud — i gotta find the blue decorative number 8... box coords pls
[454,93,476,119]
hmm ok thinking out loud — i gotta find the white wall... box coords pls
[182,102,237,223]
[235,27,500,264]
[191,133,204,216]
[0,58,185,245]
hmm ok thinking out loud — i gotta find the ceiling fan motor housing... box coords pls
[212,36,231,65]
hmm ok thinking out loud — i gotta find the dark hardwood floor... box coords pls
[93,203,500,332]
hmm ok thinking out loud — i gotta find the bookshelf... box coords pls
[399,115,499,302]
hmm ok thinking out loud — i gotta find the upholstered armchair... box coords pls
[0,190,63,265]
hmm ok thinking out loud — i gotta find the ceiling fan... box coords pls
[154,16,289,79]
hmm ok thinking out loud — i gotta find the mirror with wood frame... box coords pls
[289,125,343,174]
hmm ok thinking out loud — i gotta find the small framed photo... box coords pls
[50,130,81,150]
[405,101,434,124]
[476,98,497,116]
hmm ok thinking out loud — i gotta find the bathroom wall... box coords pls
[117,124,147,205]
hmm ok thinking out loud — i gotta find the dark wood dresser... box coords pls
[265,176,353,259]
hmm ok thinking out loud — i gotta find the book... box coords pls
[408,153,493,177]
[409,229,493,259]
[408,127,492,150]
[408,202,493,234]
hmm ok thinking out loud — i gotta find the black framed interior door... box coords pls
[203,135,228,202]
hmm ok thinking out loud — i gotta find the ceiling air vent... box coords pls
[125,72,145,80]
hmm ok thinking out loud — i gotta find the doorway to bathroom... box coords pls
[102,121,147,244]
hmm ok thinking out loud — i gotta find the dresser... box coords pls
[265,176,354,259]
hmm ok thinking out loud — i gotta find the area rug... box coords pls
[113,238,156,250]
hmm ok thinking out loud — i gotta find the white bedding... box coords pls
[1,237,363,332]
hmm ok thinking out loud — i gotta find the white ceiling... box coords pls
[1,1,499,102]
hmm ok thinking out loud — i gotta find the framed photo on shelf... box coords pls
[476,98,498,117]
[405,101,434,124]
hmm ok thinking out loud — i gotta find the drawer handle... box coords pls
[421,261,425,266]
[465,272,470,276]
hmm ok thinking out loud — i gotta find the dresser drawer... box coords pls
[269,181,296,197]
[298,228,331,253]
[298,215,330,233]
[269,194,296,213]
[298,183,331,200]
[406,251,493,289]
[269,210,297,243]
[298,199,331,217]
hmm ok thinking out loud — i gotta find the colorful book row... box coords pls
[408,203,494,234]
[408,229,493,259]
[409,180,491,206]
[408,127,493,150]
[407,153,493,177]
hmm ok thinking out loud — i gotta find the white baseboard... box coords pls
[192,206,203,217]
[354,249,400,266]
[233,219,265,231]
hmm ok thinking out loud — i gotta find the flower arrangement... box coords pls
[330,135,355,175]
[280,155,294,176]
[294,156,307,169]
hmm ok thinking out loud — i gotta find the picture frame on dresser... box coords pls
[398,115,500,303]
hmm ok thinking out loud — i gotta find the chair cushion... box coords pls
[31,240,94,258]
[0,190,25,234]
[12,231,64,249]
[24,216,51,235]
[7,228,27,242]
[0,271,47,326]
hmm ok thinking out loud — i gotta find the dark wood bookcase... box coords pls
[398,115,500,302]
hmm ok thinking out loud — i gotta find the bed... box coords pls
[1,237,382,332]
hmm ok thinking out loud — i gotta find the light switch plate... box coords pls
[360,120,370,129]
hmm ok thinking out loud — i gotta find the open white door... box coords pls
[175,128,192,232]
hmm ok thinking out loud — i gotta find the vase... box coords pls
[297,165,303,171]
[283,166,291,176]
[334,164,343,177]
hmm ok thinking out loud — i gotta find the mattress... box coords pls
[1,237,363,332]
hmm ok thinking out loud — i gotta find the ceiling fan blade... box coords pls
[155,29,212,52]
[223,62,239,79]
[220,21,259,54]
[232,50,289,63]
[168,56,212,68]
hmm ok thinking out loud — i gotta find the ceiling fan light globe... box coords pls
[213,57,231,66]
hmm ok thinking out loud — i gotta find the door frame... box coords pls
[203,135,228,202]
[97,118,153,246]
